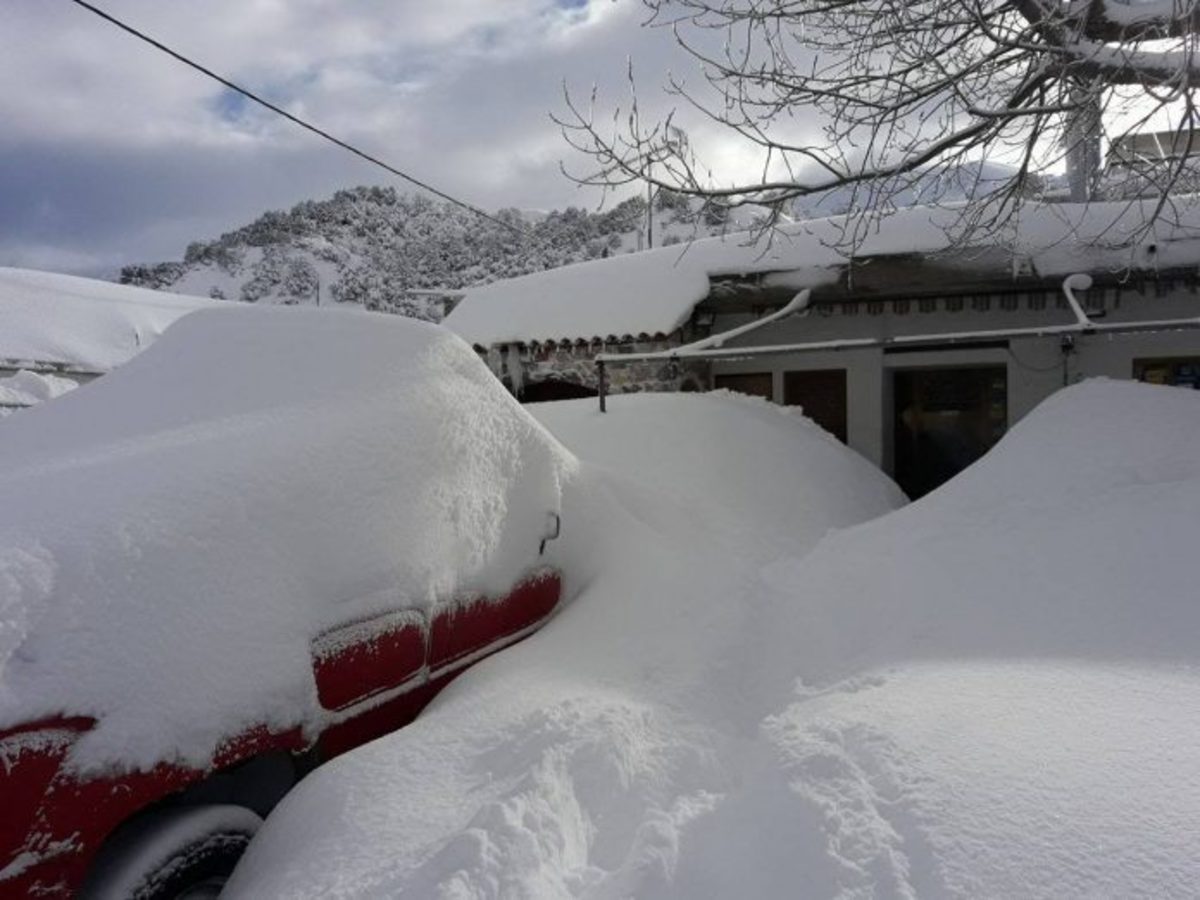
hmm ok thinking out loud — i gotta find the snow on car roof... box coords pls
[444,199,1200,347]
[0,306,573,771]
[0,267,215,373]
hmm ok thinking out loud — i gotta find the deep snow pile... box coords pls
[0,307,571,771]
[226,392,905,897]
[0,267,213,372]
[230,381,1200,898]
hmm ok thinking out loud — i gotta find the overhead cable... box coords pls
[67,0,532,238]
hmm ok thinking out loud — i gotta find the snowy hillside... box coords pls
[229,381,1200,898]
[119,187,766,318]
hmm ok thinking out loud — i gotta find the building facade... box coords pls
[697,267,1200,497]
[445,202,1200,498]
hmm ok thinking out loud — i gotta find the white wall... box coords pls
[710,283,1200,475]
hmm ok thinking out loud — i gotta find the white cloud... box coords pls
[0,0,793,274]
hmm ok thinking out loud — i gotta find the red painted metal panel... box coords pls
[0,716,94,891]
[429,571,561,672]
[312,614,426,711]
[1,723,306,898]
[317,675,447,761]
[28,759,202,896]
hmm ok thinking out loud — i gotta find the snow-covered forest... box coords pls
[118,187,749,318]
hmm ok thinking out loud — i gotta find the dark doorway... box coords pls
[520,378,597,403]
[783,369,848,443]
[714,372,774,401]
[892,366,1007,499]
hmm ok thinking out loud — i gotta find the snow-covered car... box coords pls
[0,307,570,898]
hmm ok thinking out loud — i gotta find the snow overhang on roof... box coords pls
[444,199,1200,347]
[0,267,215,373]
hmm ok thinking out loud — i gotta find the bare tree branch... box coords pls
[558,0,1200,250]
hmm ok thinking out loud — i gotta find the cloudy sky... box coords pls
[0,0,766,276]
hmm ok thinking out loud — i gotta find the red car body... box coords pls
[0,570,561,897]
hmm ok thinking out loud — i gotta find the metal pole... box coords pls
[597,359,607,413]
[647,182,653,250]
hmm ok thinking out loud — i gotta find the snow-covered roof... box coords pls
[0,267,215,372]
[444,199,1200,347]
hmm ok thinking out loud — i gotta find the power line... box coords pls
[67,0,532,238]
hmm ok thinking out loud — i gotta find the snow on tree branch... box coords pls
[558,0,1200,248]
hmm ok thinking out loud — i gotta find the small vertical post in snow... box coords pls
[597,359,607,413]
[1060,334,1075,387]
[646,181,654,250]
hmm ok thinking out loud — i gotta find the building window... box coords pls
[1134,357,1200,388]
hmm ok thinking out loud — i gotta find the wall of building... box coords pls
[710,282,1200,475]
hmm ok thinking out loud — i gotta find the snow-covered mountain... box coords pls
[119,187,762,320]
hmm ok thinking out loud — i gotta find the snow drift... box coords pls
[230,380,1200,898]
[225,392,905,897]
[0,307,572,771]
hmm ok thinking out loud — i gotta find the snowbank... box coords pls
[0,307,571,771]
[0,267,214,372]
[231,380,1200,898]
[225,392,905,897]
[529,391,901,560]
[445,198,1200,346]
